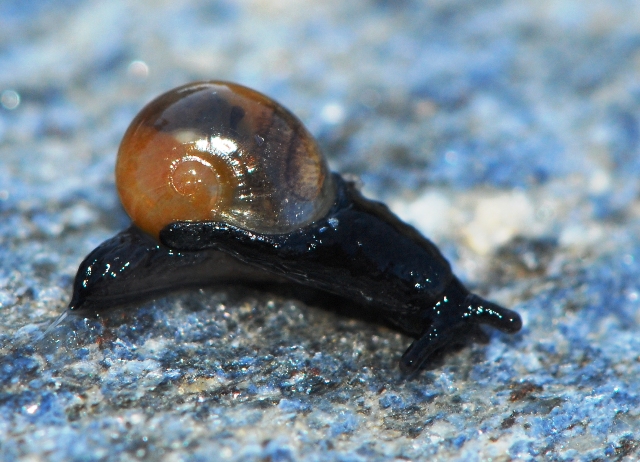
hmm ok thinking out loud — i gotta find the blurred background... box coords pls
[2,1,640,460]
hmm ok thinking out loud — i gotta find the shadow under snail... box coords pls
[68,81,522,373]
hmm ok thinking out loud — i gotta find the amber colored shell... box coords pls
[116,81,336,238]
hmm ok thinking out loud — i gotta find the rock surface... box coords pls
[2,1,640,460]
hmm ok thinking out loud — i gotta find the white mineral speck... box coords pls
[463,191,536,255]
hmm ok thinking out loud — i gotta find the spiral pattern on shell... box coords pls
[116,81,336,238]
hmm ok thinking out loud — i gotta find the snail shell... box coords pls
[116,81,335,238]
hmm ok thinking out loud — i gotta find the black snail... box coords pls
[68,81,522,373]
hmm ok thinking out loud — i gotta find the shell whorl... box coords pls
[116,81,335,238]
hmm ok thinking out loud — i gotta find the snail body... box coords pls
[70,81,522,372]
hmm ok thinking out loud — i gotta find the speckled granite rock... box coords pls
[2,0,640,460]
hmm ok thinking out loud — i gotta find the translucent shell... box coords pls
[116,81,335,238]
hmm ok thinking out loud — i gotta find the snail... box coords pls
[69,81,522,372]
